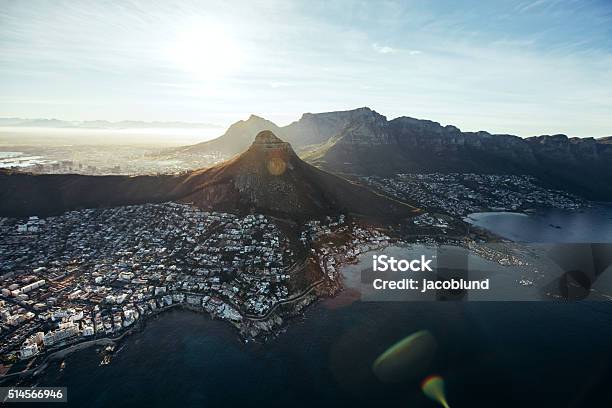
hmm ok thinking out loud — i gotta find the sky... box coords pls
[0,0,611,137]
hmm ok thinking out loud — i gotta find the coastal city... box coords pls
[363,173,585,217]
[0,202,393,374]
[0,171,593,372]
[0,146,224,176]
[1,0,610,404]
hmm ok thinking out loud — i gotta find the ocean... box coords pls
[30,206,612,407]
[465,204,612,243]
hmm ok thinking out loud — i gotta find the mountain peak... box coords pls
[253,130,285,145]
[247,114,268,122]
[176,129,417,219]
[227,114,277,131]
[249,130,293,152]
[247,131,295,164]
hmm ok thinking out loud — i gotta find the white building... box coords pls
[43,324,79,346]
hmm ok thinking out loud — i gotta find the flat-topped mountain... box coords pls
[169,107,612,200]
[304,111,612,199]
[0,131,418,220]
[164,107,378,158]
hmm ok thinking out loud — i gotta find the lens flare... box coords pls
[267,157,286,176]
[372,330,437,383]
[421,375,450,408]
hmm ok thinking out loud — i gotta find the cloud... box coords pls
[373,43,421,55]
[516,0,547,13]
[373,43,396,54]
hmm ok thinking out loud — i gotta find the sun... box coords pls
[166,23,243,80]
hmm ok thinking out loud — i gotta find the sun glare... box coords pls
[167,23,243,81]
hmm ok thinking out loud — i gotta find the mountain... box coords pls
[303,110,534,174]
[168,107,612,200]
[7,108,610,201]
[167,115,284,157]
[303,111,612,200]
[283,107,382,147]
[0,172,186,218]
[0,131,418,221]
[165,107,377,157]
[176,130,417,219]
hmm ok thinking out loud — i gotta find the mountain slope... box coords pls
[0,171,188,217]
[176,130,418,220]
[164,107,379,158]
[305,113,534,174]
[167,115,284,158]
[170,108,612,200]
[0,131,418,221]
[303,111,612,200]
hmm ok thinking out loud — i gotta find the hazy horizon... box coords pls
[1,0,612,137]
[0,126,221,147]
[1,106,611,141]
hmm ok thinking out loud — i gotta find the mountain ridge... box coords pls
[172,107,611,157]
[169,107,611,200]
[0,131,418,221]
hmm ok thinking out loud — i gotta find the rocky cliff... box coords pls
[160,107,611,200]
[302,109,612,200]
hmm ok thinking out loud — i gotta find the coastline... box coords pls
[0,224,511,383]
[0,303,203,383]
[0,279,332,383]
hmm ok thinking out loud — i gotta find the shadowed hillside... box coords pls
[0,171,188,217]
[0,131,418,221]
[176,130,419,220]
[159,107,612,200]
